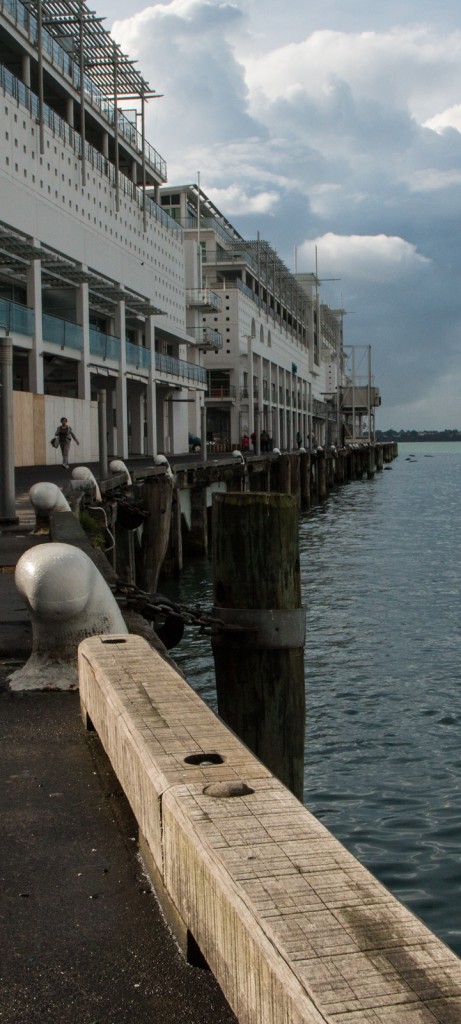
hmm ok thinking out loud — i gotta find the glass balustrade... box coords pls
[0,297,34,336]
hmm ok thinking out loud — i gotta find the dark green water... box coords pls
[162,443,461,956]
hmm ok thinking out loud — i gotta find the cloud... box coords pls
[108,1,461,428]
[243,27,461,124]
[298,233,432,283]
[424,104,461,133]
[205,185,280,215]
[113,0,259,150]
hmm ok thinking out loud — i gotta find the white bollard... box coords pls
[109,459,132,486]
[29,482,71,533]
[8,542,127,691]
[153,454,174,480]
[71,466,102,502]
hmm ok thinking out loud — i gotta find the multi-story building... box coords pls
[0,0,379,466]
[0,0,206,462]
[160,184,347,451]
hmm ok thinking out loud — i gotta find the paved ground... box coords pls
[0,467,237,1024]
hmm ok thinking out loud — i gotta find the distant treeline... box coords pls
[376,429,461,442]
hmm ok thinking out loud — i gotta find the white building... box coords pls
[0,0,205,461]
[0,0,379,466]
[160,184,347,451]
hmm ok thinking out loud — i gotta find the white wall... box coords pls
[14,392,99,467]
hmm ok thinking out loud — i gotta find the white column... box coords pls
[248,336,254,442]
[145,315,157,455]
[66,97,74,127]
[22,55,31,88]
[76,277,91,400]
[130,389,144,454]
[26,255,44,394]
[114,298,128,458]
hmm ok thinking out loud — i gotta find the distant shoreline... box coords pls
[377,433,461,443]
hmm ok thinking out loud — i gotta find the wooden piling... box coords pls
[317,451,327,501]
[161,483,183,578]
[299,451,311,509]
[137,473,173,593]
[211,492,305,801]
[367,445,376,478]
[183,485,209,557]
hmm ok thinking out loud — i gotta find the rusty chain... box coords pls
[113,579,254,635]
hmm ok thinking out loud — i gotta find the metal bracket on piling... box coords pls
[211,606,306,650]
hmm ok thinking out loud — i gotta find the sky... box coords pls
[92,0,461,430]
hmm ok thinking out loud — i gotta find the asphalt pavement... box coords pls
[0,465,237,1024]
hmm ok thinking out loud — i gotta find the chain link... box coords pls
[112,579,253,635]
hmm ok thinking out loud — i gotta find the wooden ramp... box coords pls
[78,635,461,1024]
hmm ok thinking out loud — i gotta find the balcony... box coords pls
[43,313,83,351]
[0,61,180,239]
[0,297,34,337]
[89,329,121,362]
[189,326,223,350]
[126,341,151,372]
[186,288,222,312]
[206,385,236,404]
[155,352,207,386]
[1,0,167,182]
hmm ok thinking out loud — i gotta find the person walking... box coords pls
[54,416,79,468]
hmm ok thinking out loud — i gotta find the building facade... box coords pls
[0,0,205,460]
[1,0,379,465]
[160,184,351,451]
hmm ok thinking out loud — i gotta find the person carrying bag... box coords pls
[53,416,79,468]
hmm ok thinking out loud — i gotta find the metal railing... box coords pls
[0,61,180,238]
[1,0,167,181]
[186,288,222,311]
[155,352,207,385]
[189,326,223,349]
[206,385,236,400]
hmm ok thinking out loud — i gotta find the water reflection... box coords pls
[160,447,461,955]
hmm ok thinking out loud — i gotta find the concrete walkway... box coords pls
[0,467,237,1024]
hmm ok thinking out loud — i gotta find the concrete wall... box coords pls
[14,392,98,467]
[79,634,461,1024]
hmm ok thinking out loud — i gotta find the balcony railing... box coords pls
[190,326,223,349]
[89,328,121,362]
[0,297,34,336]
[0,61,180,238]
[126,341,151,371]
[155,352,207,386]
[1,0,167,181]
[186,288,222,312]
[206,385,236,401]
[42,312,83,350]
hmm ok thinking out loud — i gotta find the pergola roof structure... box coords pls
[0,225,165,318]
[227,238,313,312]
[35,0,156,99]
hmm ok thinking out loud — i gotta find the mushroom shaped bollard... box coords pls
[29,481,71,533]
[71,466,102,501]
[8,542,127,692]
[153,454,174,480]
[109,459,132,486]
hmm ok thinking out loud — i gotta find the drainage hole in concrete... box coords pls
[184,752,224,766]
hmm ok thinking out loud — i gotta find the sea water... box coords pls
[162,442,461,956]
